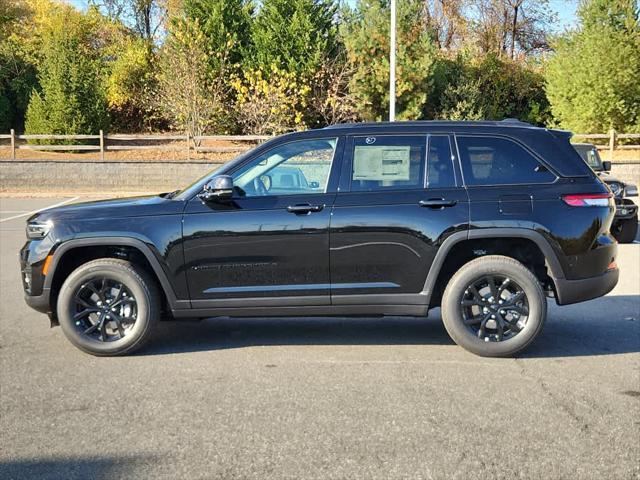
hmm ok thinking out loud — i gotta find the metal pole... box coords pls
[389,0,396,122]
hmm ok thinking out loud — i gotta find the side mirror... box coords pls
[602,160,612,172]
[199,175,233,202]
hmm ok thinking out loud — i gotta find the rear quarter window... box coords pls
[456,136,557,186]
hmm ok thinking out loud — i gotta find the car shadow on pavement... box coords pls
[140,294,640,358]
[0,455,155,480]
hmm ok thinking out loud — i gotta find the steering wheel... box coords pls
[253,176,268,196]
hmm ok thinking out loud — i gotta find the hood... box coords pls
[28,194,185,223]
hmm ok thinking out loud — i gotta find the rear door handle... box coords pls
[419,199,458,208]
[287,203,325,214]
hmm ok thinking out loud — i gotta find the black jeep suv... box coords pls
[21,120,619,357]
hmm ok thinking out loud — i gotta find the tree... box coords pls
[24,5,109,137]
[93,0,167,41]
[249,0,338,78]
[342,0,437,121]
[0,0,37,131]
[545,0,640,132]
[469,0,555,59]
[183,0,253,73]
[156,17,229,138]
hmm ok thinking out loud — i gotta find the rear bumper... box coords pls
[554,268,619,305]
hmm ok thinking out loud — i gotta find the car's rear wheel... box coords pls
[613,214,638,244]
[57,258,160,356]
[441,255,547,357]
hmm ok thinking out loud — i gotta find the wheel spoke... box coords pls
[464,314,484,325]
[99,315,108,341]
[85,282,104,302]
[468,285,483,302]
[111,313,126,338]
[84,312,103,335]
[495,313,505,341]
[74,295,94,309]
[110,296,136,308]
[111,283,124,304]
[73,308,98,321]
[487,276,498,300]
[497,278,511,296]
[477,314,491,338]
[509,304,528,315]
[505,291,525,306]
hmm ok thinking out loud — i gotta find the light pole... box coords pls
[389,0,396,122]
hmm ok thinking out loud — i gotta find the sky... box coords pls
[64,0,580,31]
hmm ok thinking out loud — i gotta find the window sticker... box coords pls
[353,146,411,181]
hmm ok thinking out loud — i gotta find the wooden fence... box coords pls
[0,130,270,160]
[0,128,639,161]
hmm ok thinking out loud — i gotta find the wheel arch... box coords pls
[422,228,565,306]
[45,237,180,312]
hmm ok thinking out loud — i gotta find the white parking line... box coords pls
[0,197,80,223]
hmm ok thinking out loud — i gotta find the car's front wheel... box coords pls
[57,258,160,356]
[441,255,547,357]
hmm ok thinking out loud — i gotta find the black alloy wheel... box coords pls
[72,277,138,342]
[460,275,529,342]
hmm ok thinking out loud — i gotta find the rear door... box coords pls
[329,133,469,306]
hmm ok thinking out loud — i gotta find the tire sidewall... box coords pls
[442,257,547,357]
[57,263,153,356]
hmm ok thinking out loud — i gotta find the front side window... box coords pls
[232,138,337,197]
[350,135,426,191]
[456,136,556,186]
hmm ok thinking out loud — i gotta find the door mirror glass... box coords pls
[199,175,234,201]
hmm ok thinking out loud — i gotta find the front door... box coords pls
[329,133,469,306]
[182,137,342,308]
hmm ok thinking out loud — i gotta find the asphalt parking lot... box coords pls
[1,196,639,480]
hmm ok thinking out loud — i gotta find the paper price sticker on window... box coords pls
[353,146,411,181]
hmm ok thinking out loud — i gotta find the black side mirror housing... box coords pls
[199,175,234,202]
[602,160,612,172]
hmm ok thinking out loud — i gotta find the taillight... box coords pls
[561,193,611,207]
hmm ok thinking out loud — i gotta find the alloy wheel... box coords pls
[460,275,529,342]
[71,277,137,342]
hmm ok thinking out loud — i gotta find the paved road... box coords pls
[1,197,639,480]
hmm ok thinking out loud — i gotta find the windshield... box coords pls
[573,144,603,171]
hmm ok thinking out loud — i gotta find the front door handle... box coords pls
[286,203,325,214]
[419,199,458,208]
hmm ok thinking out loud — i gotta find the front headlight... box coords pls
[607,181,623,197]
[26,220,53,239]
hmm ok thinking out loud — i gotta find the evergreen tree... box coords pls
[341,0,436,121]
[24,6,109,137]
[183,0,253,73]
[249,0,338,78]
[545,0,640,132]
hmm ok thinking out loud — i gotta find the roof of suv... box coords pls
[323,119,543,130]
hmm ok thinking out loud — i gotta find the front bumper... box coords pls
[24,289,51,314]
[554,268,619,305]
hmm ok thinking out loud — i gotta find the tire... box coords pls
[613,214,638,244]
[57,258,160,356]
[441,255,547,357]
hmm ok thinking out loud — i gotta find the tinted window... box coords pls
[456,136,556,185]
[427,135,456,188]
[350,136,426,191]
[232,138,337,196]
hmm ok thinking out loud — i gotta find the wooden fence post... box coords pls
[10,129,15,160]
[186,133,190,161]
[99,130,105,161]
[609,128,616,161]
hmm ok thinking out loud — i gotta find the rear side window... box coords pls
[456,136,556,186]
[350,135,425,191]
[427,135,456,188]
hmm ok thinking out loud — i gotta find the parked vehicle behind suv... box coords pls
[573,143,638,243]
[21,120,619,357]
